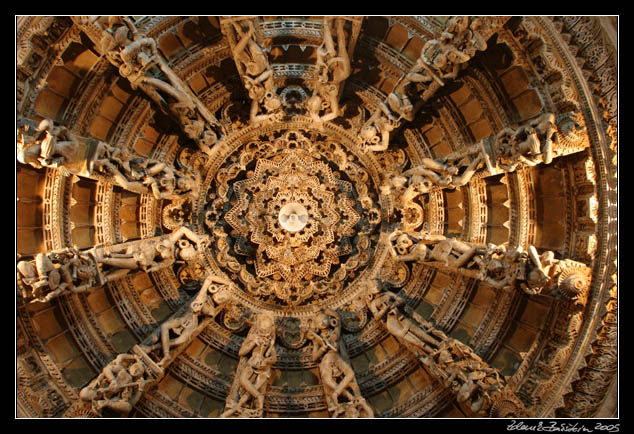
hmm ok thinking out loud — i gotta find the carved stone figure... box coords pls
[231,20,283,126]
[222,312,278,417]
[364,279,523,417]
[17,248,99,303]
[306,80,340,129]
[97,16,158,85]
[401,148,491,191]
[319,349,373,417]
[139,274,232,367]
[77,16,221,155]
[466,243,589,298]
[494,113,558,171]
[307,309,373,418]
[17,117,200,200]
[306,17,351,130]
[79,353,152,416]
[388,228,479,268]
[365,280,446,356]
[93,226,210,282]
[232,21,273,88]
[385,88,415,123]
[359,102,399,153]
[426,338,510,415]
[317,17,351,86]
[402,16,488,102]
[17,118,83,176]
[136,160,201,201]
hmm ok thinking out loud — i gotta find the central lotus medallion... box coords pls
[201,128,385,307]
[225,151,360,294]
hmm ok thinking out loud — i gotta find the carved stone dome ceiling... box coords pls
[16,16,618,420]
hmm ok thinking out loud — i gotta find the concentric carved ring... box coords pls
[194,121,392,314]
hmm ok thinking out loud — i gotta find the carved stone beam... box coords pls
[362,16,496,154]
[219,17,286,125]
[407,16,494,108]
[76,273,235,417]
[71,16,222,155]
[318,16,363,102]
[219,17,263,81]
[363,282,528,417]
[465,110,590,180]
[90,226,211,284]
[17,227,211,304]
[17,116,202,201]
[385,229,592,301]
[387,110,590,202]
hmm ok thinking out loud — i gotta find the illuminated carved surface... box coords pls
[15,15,618,419]
[204,128,381,307]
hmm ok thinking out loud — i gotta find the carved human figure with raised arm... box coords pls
[222,312,278,417]
[365,280,445,356]
[317,17,351,86]
[139,274,233,367]
[17,248,99,303]
[79,353,151,416]
[401,151,488,190]
[17,118,82,175]
[359,102,399,153]
[387,228,478,269]
[94,227,210,282]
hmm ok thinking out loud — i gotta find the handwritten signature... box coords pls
[507,420,620,433]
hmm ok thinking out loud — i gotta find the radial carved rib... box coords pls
[17,116,201,202]
[17,226,210,304]
[305,309,374,418]
[221,311,278,417]
[386,228,592,300]
[76,274,235,417]
[220,17,361,129]
[71,16,223,155]
[364,280,528,417]
[360,16,493,154]
[380,110,590,224]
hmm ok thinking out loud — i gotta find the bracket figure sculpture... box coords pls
[78,273,235,417]
[74,16,222,155]
[307,309,374,418]
[365,280,446,359]
[414,110,589,187]
[222,312,278,418]
[473,244,591,301]
[387,228,591,300]
[387,228,479,269]
[17,117,201,201]
[492,112,558,171]
[401,17,488,104]
[79,353,154,417]
[359,17,488,156]
[358,101,400,153]
[306,17,352,130]
[399,141,495,193]
[377,145,493,225]
[364,280,528,417]
[359,79,415,154]
[17,227,211,304]
[231,20,283,125]
[93,226,210,284]
[138,273,235,369]
[17,247,99,304]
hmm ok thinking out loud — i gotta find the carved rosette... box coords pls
[202,127,385,307]
[226,151,360,288]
